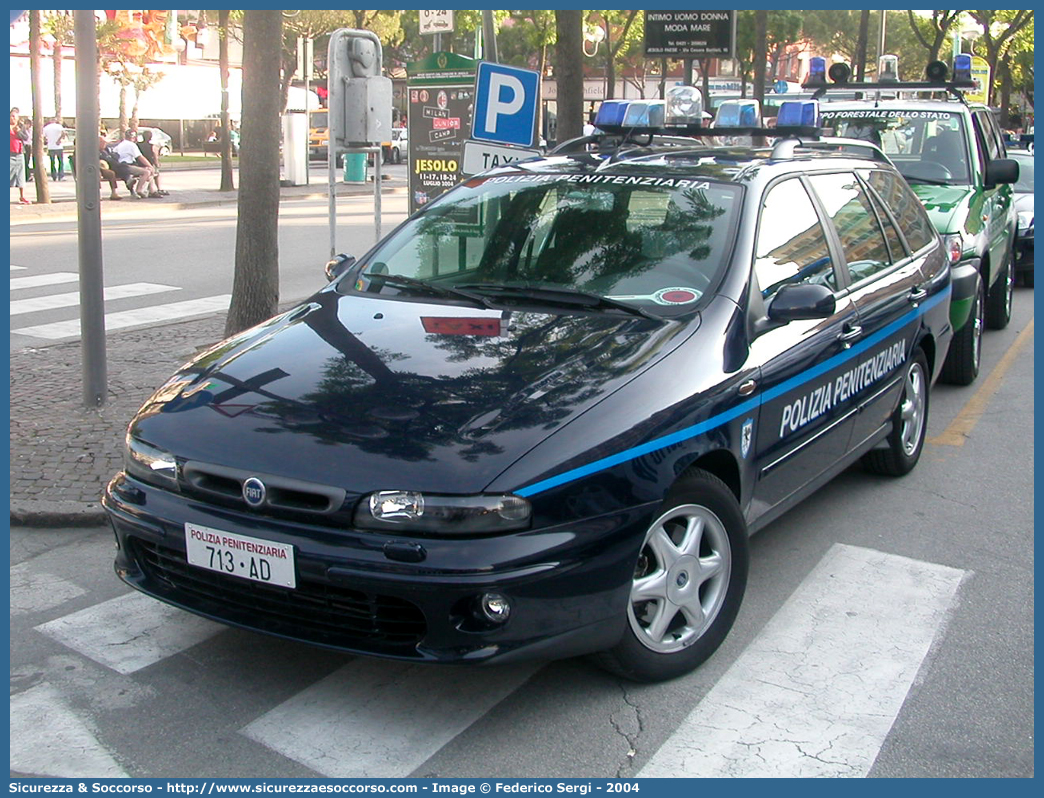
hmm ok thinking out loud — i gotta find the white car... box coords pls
[383,127,407,164]
[137,126,173,156]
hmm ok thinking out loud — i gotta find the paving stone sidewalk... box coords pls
[10,312,230,526]
[10,170,405,526]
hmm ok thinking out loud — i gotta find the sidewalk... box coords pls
[10,167,406,527]
[10,159,400,221]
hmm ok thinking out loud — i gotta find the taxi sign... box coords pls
[461,140,541,177]
[472,62,539,148]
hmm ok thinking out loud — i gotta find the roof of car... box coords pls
[489,141,894,186]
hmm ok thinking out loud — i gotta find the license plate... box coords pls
[185,523,296,589]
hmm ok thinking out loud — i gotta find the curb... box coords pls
[10,181,407,222]
[11,501,109,528]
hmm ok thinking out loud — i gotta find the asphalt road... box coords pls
[9,288,1034,779]
[10,164,410,352]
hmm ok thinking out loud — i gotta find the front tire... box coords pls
[863,349,929,476]
[986,251,1014,329]
[940,275,984,385]
[594,470,748,682]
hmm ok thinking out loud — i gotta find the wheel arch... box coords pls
[916,332,937,378]
[678,449,742,505]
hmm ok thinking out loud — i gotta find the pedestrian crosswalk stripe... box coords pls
[11,264,27,270]
[637,544,965,778]
[10,562,86,616]
[11,271,79,291]
[10,282,180,316]
[12,294,232,340]
[241,659,541,778]
[11,682,129,777]
[35,591,225,674]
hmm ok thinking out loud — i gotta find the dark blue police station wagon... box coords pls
[104,128,951,682]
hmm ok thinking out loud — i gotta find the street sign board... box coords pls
[643,10,736,58]
[420,10,454,36]
[966,55,990,106]
[406,52,477,214]
[472,61,539,148]
[461,140,541,177]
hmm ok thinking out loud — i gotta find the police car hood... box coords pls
[909,183,977,234]
[130,290,696,495]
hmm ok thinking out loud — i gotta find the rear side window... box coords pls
[754,178,835,299]
[807,172,892,284]
[861,169,936,253]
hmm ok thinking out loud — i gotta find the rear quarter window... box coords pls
[860,169,937,253]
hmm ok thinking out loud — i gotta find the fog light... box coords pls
[478,593,511,624]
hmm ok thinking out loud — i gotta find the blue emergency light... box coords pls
[777,100,819,128]
[716,99,761,128]
[953,54,972,83]
[595,100,630,128]
[807,57,827,86]
[622,101,665,128]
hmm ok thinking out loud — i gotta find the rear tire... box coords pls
[593,469,748,683]
[940,275,984,385]
[863,349,929,476]
[986,252,1014,329]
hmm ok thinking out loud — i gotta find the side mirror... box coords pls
[766,283,836,323]
[325,253,356,282]
[986,158,1018,187]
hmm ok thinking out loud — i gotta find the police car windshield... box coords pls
[351,172,741,314]
[820,109,970,185]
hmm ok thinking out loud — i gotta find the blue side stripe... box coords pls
[516,286,949,498]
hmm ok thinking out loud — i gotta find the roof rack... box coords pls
[549,126,891,167]
[802,78,976,104]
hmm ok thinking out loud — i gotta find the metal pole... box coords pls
[482,10,498,63]
[74,9,106,407]
[877,10,887,67]
[329,147,337,258]
[374,147,381,243]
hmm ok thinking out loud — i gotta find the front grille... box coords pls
[130,538,427,653]
[181,461,349,517]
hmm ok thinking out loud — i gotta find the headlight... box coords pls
[125,432,179,490]
[1017,211,1034,234]
[941,233,964,265]
[354,490,531,535]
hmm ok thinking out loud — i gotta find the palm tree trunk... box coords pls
[554,11,584,143]
[29,11,50,203]
[225,10,283,337]
[53,42,62,120]
[219,9,234,192]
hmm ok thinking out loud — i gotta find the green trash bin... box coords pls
[344,153,367,182]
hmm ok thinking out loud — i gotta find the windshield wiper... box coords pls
[455,283,659,320]
[363,273,488,307]
[903,176,951,186]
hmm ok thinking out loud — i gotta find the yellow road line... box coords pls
[928,318,1034,447]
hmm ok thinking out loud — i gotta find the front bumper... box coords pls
[103,472,654,666]
[1015,231,1034,274]
[948,258,981,332]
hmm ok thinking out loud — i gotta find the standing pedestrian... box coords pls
[19,116,33,180]
[42,116,66,181]
[10,108,30,204]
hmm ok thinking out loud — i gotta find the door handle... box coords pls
[738,379,757,397]
[909,286,929,304]
[838,325,863,348]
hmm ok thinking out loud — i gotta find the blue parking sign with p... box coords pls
[472,62,539,148]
